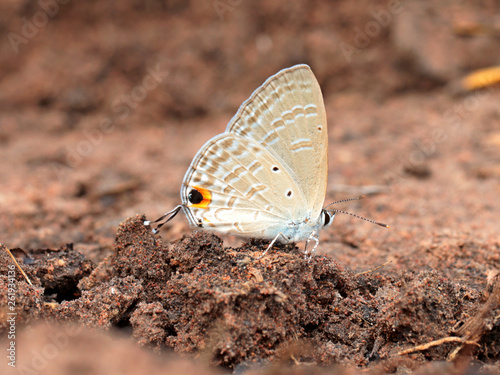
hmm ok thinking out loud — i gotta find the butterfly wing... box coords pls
[181,133,309,238]
[181,64,328,240]
[226,65,328,220]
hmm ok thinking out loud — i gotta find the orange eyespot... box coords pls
[187,186,212,208]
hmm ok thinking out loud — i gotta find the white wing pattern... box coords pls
[180,64,328,241]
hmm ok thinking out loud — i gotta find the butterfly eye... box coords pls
[324,211,330,226]
[188,189,204,204]
[322,210,335,227]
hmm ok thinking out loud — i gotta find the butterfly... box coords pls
[145,64,387,257]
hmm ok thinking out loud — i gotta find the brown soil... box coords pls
[1,1,499,374]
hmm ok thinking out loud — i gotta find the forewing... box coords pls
[226,64,328,218]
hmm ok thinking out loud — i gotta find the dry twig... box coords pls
[398,271,500,360]
[2,243,33,286]
[398,337,479,356]
[356,260,392,277]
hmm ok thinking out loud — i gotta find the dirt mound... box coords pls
[2,216,498,373]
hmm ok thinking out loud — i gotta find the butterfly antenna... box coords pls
[329,208,389,228]
[324,195,366,210]
[325,196,389,228]
[144,205,183,234]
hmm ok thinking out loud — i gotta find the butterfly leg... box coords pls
[257,232,288,259]
[304,231,320,262]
